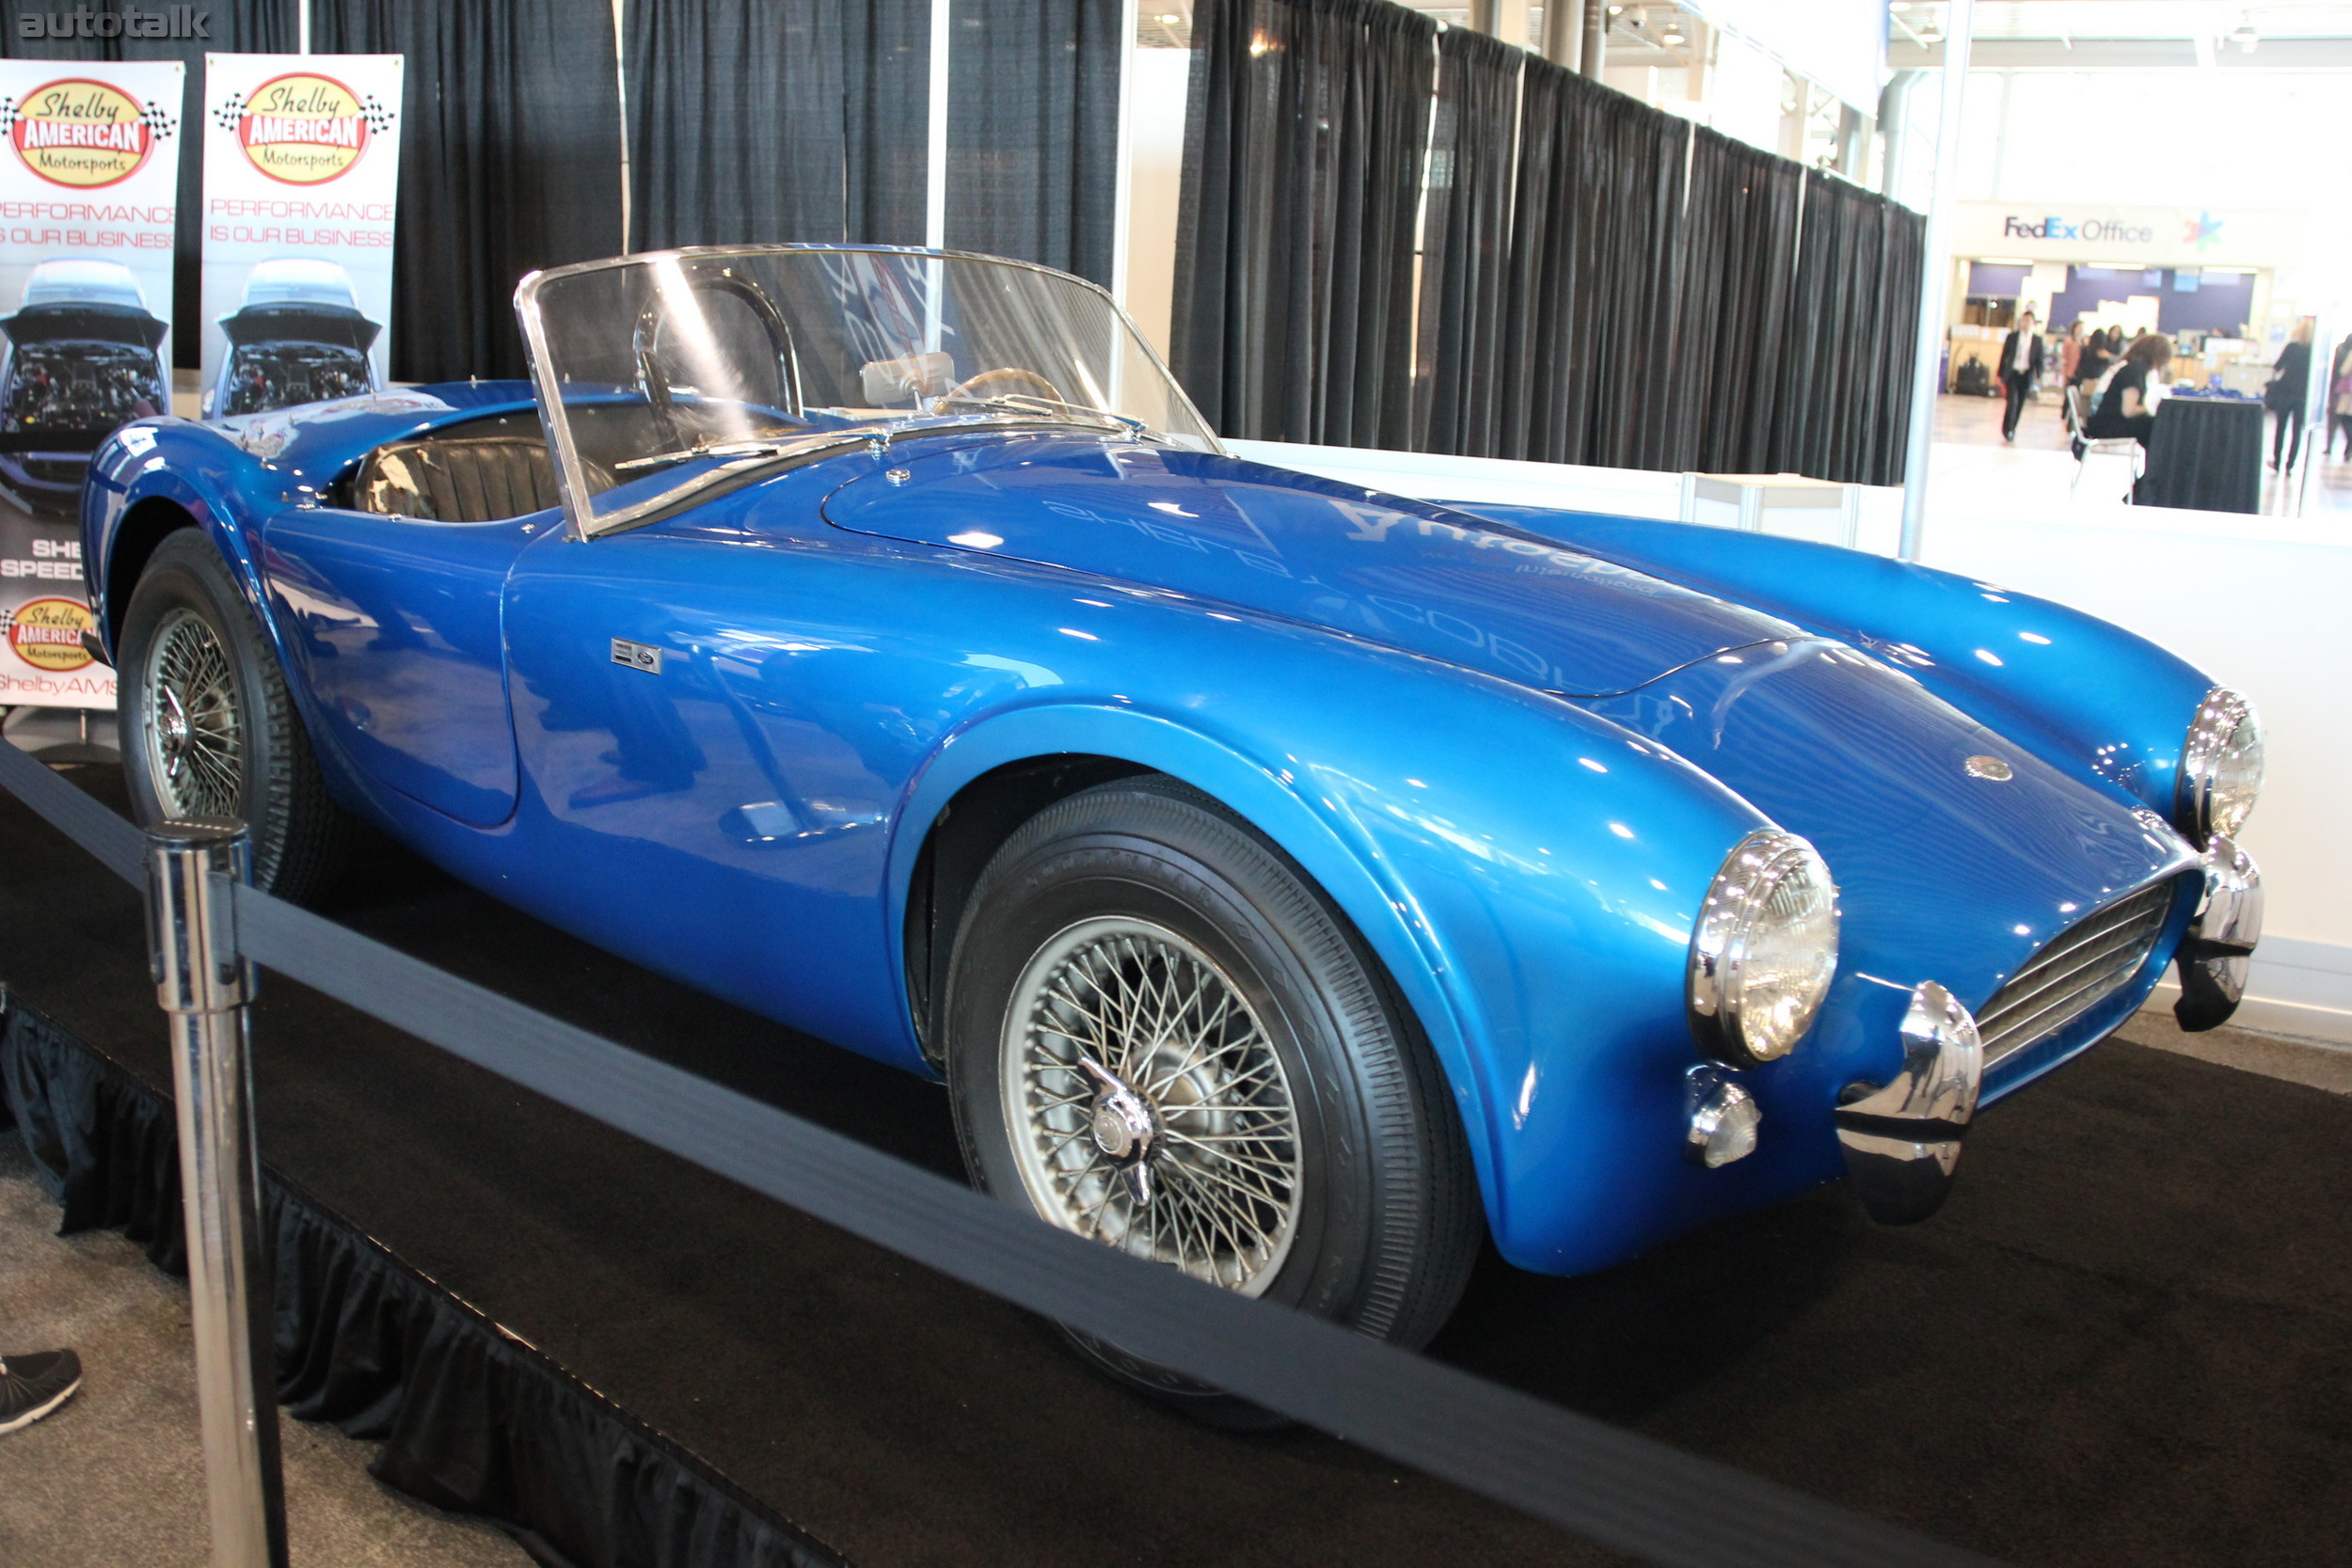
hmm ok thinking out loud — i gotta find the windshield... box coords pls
[516,245,1220,536]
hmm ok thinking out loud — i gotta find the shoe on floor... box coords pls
[0,1349,83,1434]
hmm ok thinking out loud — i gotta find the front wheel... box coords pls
[945,776,1479,1423]
[116,528,354,902]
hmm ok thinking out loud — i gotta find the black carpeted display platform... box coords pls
[0,1003,840,1568]
[5,768,2352,1567]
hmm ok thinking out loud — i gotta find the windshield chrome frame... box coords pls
[513,243,1225,542]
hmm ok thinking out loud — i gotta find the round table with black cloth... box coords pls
[2135,394,2264,513]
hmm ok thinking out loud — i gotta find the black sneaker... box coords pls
[0,1349,82,1434]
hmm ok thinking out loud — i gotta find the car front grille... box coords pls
[1975,882,2177,1066]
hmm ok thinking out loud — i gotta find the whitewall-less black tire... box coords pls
[116,529,354,903]
[945,776,1479,1422]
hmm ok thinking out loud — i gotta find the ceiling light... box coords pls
[2232,23,2260,49]
[1663,30,1685,44]
[1890,1,1911,8]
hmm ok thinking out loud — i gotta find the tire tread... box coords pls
[120,529,353,903]
[951,773,1480,1356]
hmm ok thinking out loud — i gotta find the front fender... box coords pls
[1465,508,2216,826]
[888,641,1772,1272]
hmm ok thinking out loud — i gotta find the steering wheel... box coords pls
[933,366,1064,412]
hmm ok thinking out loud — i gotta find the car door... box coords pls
[497,464,1041,1069]
[261,501,538,828]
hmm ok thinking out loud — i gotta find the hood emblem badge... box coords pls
[1964,754,2014,782]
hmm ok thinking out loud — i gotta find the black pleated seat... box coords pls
[356,435,575,522]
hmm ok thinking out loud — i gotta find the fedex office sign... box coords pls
[2003,214,2156,245]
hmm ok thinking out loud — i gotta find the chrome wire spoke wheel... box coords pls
[142,607,243,820]
[1001,915,1302,1294]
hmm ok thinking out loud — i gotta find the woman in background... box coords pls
[2072,327,2115,388]
[2328,333,2352,459]
[2265,318,2314,471]
[2058,321,2086,388]
[2086,333,2172,448]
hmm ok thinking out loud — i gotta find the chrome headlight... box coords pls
[2177,687,2264,842]
[1688,830,1840,1068]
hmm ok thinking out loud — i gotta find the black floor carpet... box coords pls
[5,768,2349,1568]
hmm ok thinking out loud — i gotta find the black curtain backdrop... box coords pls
[1772,176,1923,485]
[1669,127,1802,475]
[1411,25,1518,458]
[1870,193,1926,485]
[946,0,1120,287]
[1496,59,1687,470]
[1,0,297,369]
[1172,0,1435,447]
[312,0,623,385]
[623,0,928,255]
[1180,9,1920,487]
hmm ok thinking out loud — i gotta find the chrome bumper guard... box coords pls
[1834,981,1982,1225]
[2174,833,2263,1032]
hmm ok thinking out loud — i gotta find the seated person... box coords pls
[2070,327,2115,388]
[2085,333,2172,448]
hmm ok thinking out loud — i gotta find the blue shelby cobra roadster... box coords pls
[82,246,2265,1409]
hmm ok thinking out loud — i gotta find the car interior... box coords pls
[344,411,612,524]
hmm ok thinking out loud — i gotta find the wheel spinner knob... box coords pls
[1078,1055,1159,1205]
[158,686,191,760]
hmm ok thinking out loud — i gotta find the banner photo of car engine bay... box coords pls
[0,60,183,709]
[199,54,401,420]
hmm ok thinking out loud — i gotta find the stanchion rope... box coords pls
[0,736,1999,1568]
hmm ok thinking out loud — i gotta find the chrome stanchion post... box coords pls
[147,818,288,1568]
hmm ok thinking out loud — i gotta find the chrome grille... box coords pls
[1975,882,2176,1066]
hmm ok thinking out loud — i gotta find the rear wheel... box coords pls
[945,776,1479,1424]
[117,529,353,902]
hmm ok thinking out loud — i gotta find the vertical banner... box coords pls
[0,61,183,711]
[199,54,401,419]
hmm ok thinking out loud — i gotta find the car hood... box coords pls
[1572,635,2199,1016]
[217,301,382,353]
[820,436,1798,698]
[2,301,167,351]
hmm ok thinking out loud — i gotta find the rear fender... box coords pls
[84,419,285,660]
[79,420,385,822]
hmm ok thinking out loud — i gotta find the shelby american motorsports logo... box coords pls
[16,6,213,40]
[212,71,394,186]
[0,78,177,188]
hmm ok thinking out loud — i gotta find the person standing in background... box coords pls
[2265,318,2313,471]
[1998,309,2044,443]
[2058,321,2085,388]
[2325,333,2352,459]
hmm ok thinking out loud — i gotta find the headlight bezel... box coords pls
[1687,829,1842,1069]
[2176,687,2264,844]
